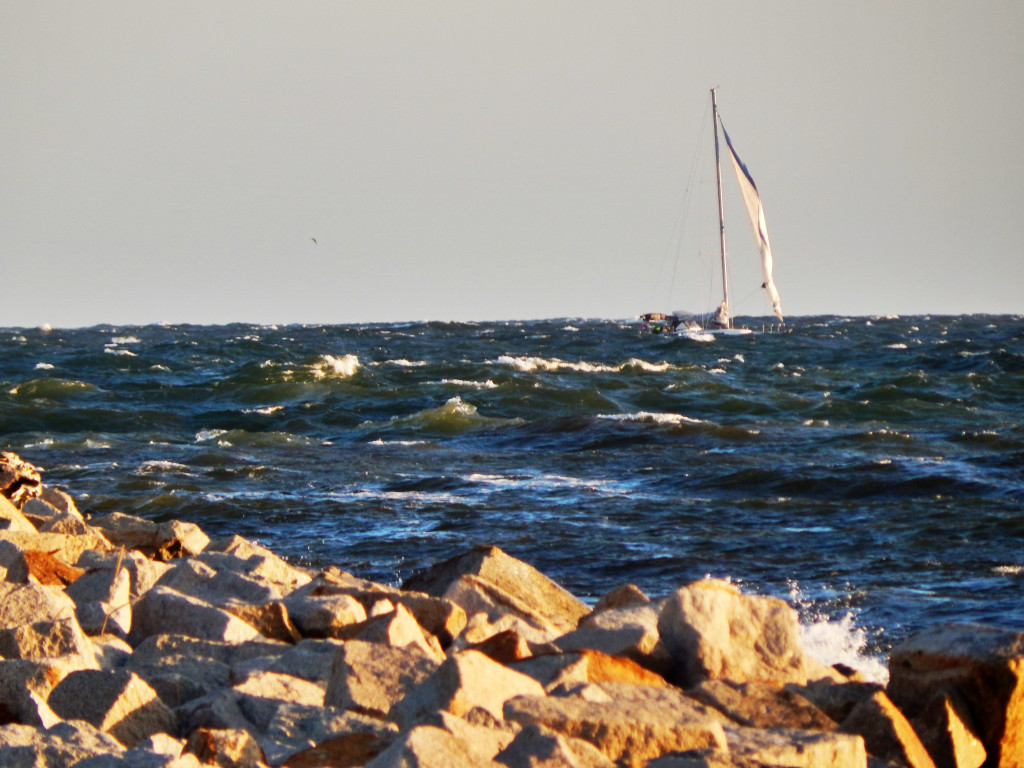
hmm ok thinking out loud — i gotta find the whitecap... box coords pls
[195,428,228,443]
[104,348,137,357]
[314,354,360,378]
[440,379,498,389]
[111,336,141,345]
[137,460,191,474]
[34,363,54,370]
[993,564,1024,575]
[243,405,284,416]
[385,359,428,368]
[597,411,704,426]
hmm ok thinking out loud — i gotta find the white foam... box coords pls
[104,347,137,357]
[195,428,229,443]
[244,405,284,416]
[496,355,619,374]
[440,379,498,389]
[34,363,54,370]
[799,611,888,684]
[993,564,1024,575]
[385,359,428,368]
[111,336,141,345]
[597,411,704,426]
[315,354,360,378]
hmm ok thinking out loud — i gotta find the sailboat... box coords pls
[640,88,783,336]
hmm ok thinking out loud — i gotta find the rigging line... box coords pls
[648,98,713,311]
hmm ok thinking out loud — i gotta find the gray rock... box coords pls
[324,639,439,718]
[129,586,261,646]
[66,562,133,637]
[0,720,124,767]
[47,669,178,748]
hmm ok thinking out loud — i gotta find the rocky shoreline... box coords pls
[0,451,1019,768]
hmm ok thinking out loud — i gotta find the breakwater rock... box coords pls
[0,452,1019,767]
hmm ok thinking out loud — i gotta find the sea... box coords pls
[2,314,1022,678]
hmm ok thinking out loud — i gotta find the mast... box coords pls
[710,88,732,328]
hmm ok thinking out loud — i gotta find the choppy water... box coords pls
[2,315,1022,661]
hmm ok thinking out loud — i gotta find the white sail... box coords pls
[721,123,784,322]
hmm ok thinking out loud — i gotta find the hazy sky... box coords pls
[2,2,1022,327]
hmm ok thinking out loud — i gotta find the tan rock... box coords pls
[89,512,209,560]
[232,638,343,687]
[364,724,489,768]
[129,586,261,646]
[294,569,468,648]
[556,602,672,675]
[233,670,326,708]
[77,547,172,597]
[503,683,728,768]
[911,689,986,768]
[725,724,868,768]
[657,579,812,687]
[839,690,935,768]
[402,545,590,636]
[0,720,125,766]
[39,486,82,517]
[47,669,178,748]
[284,592,367,639]
[203,534,313,593]
[260,704,395,766]
[786,678,884,724]
[467,628,534,664]
[495,722,615,767]
[222,600,301,644]
[421,710,518,764]
[355,604,445,662]
[0,580,78,628]
[0,494,38,533]
[324,639,440,718]
[591,583,651,614]
[0,539,29,582]
[0,659,64,727]
[0,619,94,661]
[392,649,546,728]
[0,528,111,563]
[688,678,836,730]
[887,623,1024,768]
[184,727,266,768]
[65,561,132,637]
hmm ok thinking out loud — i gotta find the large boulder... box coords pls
[887,623,1024,768]
[128,586,261,646]
[392,649,546,729]
[402,546,590,636]
[47,669,178,748]
[503,682,728,768]
[324,639,438,718]
[657,579,814,687]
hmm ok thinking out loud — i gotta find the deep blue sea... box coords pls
[2,315,1022,668]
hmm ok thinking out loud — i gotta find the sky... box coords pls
[2,1,1022,327]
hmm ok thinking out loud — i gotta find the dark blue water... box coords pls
[2,315,1022,658]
